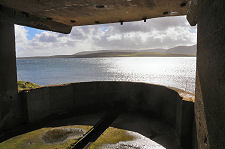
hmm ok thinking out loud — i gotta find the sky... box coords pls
[15,16,197,57]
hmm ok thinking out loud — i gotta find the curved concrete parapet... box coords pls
[0,81,194,149]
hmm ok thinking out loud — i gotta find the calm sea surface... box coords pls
[17,57,196,93]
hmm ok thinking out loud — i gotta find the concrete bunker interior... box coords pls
[0,0,224,149]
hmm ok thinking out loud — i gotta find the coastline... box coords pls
[17,54,196,59]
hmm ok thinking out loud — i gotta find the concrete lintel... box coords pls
[0,5,72,34]
[0,0,189,28]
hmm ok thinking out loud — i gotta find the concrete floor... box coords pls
[42,112,182,149]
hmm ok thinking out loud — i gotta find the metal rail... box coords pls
[68,108,121,149]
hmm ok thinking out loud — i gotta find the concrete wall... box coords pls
[195,0,225,149]
[22,85,75,122]
[22,82,189,125]
[1,81,194,148]
[0,22,24,137]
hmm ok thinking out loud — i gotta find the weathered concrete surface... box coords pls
[0,5,72,34]
[195,0,225,148]
[25,84,75,122]
[0,22,22,133]
[0,81,194,149]
[186,0,197,26]
[0,0,189,32]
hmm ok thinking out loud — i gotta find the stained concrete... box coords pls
[0,81,194,149]
[195,0,225,148]
[0,0,188,33]
[0,21,22,132]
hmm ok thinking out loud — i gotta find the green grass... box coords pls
[17,81,40,91]
[90,127,134,149]
[0,125,134,149]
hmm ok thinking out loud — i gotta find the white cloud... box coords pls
[15,25,29,50]
[15,16,197,57]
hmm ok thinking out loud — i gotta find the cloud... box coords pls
[15,25,29,49]
[15,16,197,57]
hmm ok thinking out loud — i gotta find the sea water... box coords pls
[17,57,196,93]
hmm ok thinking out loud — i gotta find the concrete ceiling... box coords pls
[0,0,189,33]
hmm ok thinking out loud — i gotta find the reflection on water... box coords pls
[17,57,196,93]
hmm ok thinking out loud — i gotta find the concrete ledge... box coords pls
[1,81,194,148]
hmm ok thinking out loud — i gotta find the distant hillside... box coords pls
[74,49,167,56]
[66,44,196,58]
[18,45,196,59]
[166,45,197,55]
[63,52,193,58]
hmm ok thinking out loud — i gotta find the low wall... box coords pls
[0,81,194,148]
